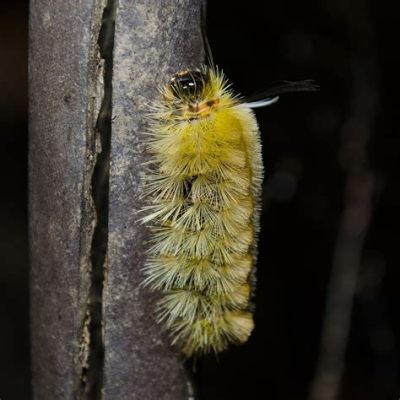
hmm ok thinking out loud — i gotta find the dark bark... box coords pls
[29,0,104,398]
[104,1,204,399]
[29,0,204,399]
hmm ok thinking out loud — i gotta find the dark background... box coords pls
[1,0,399,399]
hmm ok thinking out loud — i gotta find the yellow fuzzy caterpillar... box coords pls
[140,66,262,356]
[140,66,315,356]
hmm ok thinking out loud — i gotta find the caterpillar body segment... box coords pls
[141,67,264,356]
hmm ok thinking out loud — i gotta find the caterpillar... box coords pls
[140,65,316,356]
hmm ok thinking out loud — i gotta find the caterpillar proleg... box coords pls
[140,66,316,356]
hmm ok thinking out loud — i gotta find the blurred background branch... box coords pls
[309,2,379,399]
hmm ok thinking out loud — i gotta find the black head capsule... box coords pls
[170,70,207,100]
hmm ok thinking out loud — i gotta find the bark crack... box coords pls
[80,1,115,399]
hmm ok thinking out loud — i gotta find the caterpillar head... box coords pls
[169,70,207,101]
[161,68,228,120]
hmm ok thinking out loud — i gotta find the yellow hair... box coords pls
[141,66,263,356]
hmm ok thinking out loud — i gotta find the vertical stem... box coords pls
[103,1,204,399]
[30,0,205,399]
[29,0,106,398]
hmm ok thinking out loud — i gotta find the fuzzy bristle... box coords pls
[141,66,263,356]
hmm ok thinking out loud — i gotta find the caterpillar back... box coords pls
[140,66,264,356]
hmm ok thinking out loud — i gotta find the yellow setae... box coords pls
[141,66,266,356]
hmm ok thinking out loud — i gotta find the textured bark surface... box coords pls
[30,0,204,399]
[29,0,105,398]
[104,1,204,399]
